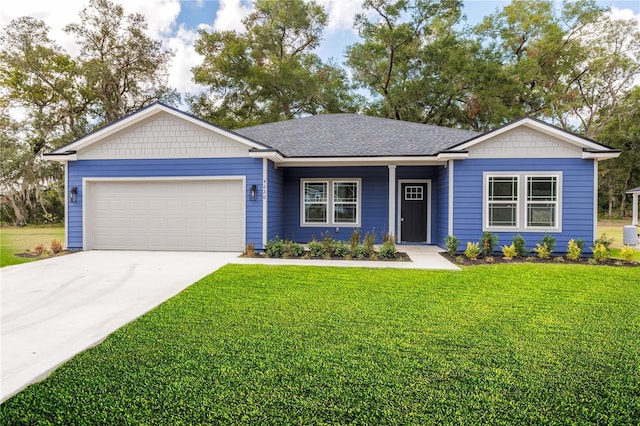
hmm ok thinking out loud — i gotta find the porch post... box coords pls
[262,158,268,248]
[388,165,396,241]
[633,193,639,226]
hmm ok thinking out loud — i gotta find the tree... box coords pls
[0,17,81,225]
[346,0,472,125]
[189,0,359,128]
[595,87,640,218]
[64,0,177,124]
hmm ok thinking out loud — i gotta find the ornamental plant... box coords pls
[331,240,350,257]
[533,243,551,259]
[445,235,458,255]
[265,236,286,257]
[308,240,326,258]
[512,234,526,256]
[566,239,582,261]
[479,232,498,254]
[620,245,637,261]
[378,240,397,259]
[591,242,609,263]
[501,244,517,260]
[464,242,480,260]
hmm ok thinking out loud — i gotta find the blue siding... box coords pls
[267,160,284,242]
[281,167,389,243]
[67,158,263,250]
[436,165,450,249]
[452,158,595,253]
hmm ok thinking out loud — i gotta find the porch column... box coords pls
[388,165,396,240]
[633,193,639,226]
[262,158,268,248]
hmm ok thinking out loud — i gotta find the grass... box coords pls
[1,264,638,424]
[0,225,65,267]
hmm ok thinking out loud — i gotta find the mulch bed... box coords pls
[245,252,412,262]
[440,252,640,267]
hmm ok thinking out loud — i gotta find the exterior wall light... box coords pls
[250,184,257,201]
[70,187,78,203]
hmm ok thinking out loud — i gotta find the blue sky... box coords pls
[2,0,638,95]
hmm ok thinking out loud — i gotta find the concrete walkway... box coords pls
[1,246,457,403]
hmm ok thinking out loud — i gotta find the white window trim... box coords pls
[300,178,361,227]
[483,171,562,233]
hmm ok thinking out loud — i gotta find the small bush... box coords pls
[445,235,458,255]
[31,243,46,256]
[383,232,394,244]
[464,242,480,260]
[620,245,637,262]
[50,239,63,254]
[594,233,614,250]
[479,232,498,254]
[286,241,305,257]
[308,240,326,258]
[352,243,372,259]
[378,240,397,259]
[501,244,517,260]
[332,240,351,257]
[244,242,255,257]
[533,243,551,259]
[349,229,361,251]
[566,239,582,261]
[265,236,286,258]
[539,234,556,253]
[592,242,609,263]
[513,234,526,256]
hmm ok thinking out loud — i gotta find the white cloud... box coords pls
[165,24,204,95]
[213,0,252,32]
[315,0,363,33]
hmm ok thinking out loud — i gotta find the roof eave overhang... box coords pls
[582,150,621,160]
[262,152,468,167]
[43,152,77,162]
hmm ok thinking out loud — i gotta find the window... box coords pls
[302,179,360,226]
[484,172,561,232]
[404,185,424,200]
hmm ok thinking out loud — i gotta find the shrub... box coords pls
[594,233,614,250]
[539,234,556,253]
[363,231,376,251]
[445,235,458,255]
[620,245,638,262]
[352,243,372,259]
[566,239,582,261]
[244,242,255,257]
[501,244,517,260]
[378,240,397,259]
[321,234,334,256]
[50,239,63,254]
[332,240,350,257]
[31,243,46,256]
[286,241,305,257]
[591,242,609,263]
[513,234,526,256]
[464,242,480,260]
[265,236,286,258]
[349,229,361,251]
[479,232,498,254]
[308,240,326,258]
[383,232,394,244]
[533,243,551,259]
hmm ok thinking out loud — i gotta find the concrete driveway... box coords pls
[1,250,239,403]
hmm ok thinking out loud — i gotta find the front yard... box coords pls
[2,264,638,424]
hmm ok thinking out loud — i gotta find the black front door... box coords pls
[401,183,428,242]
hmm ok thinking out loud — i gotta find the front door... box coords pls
[401,182,428,242]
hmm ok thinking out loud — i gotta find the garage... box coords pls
[84,179,245,251]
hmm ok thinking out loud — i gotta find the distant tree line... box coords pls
[1,0,638,225]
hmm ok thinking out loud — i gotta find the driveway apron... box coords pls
[1,250,238,403]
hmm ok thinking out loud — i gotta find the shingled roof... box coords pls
[233,114,479,157]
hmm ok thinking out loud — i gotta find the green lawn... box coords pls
[2,264,638,424]
[0,225,65,267]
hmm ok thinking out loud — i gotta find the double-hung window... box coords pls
[302,179,360,226]
[484,172,561,232]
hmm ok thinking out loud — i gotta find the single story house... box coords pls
[45,102,620,253]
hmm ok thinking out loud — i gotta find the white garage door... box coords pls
[86,179,244,251]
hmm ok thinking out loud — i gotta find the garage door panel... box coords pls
[87,180,244,251]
